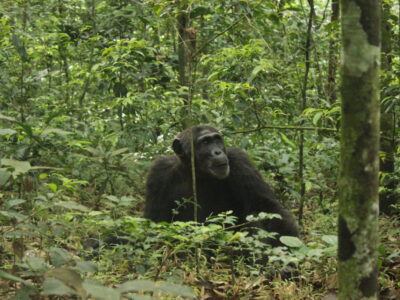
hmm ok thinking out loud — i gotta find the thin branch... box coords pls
[231,125,336,134]
[193,15,247,57]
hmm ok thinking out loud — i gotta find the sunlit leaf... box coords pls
[280,236,304,248]
[0,128,17,135]
[321,235,338,245]
[1,159,31,177]
[0,113,16,121]
[312,111,324,125]
[41,128,72,136]
[55,201,89,212]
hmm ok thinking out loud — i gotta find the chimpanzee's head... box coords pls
[172,125,230,179]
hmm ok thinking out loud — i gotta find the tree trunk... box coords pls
[326,0,339,104]
[177,2,196,128]
[298,0,314,226]
[338,1,380,299]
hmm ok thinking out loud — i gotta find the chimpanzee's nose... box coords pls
[213,149,222,156]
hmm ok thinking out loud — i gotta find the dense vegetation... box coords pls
[0,0,398,299]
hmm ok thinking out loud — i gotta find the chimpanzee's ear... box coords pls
[172,138,184,156]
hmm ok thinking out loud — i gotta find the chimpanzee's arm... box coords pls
[144,155,178,222]
[227,148,299,243]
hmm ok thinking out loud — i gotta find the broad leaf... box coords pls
[83,280,120,300]
[0,270,26,283]
[280,236,304,248]
[1,159,31,177]
[322,235,338,245]
[118,280,196,298]
[42,278,76,296]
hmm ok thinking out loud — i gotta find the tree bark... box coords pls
[298,0,314,226]
[338,0,380,299]
[326,0,339,103]
[177,2,196,128]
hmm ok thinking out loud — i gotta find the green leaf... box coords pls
[1,159,31,177]
[156,281,196,298]
[48,183,58,192]
[328,106,341,114]
[39,173,48,179]
[5,199,26,209]
[4,230,37,238]
[279,133,296,149]
[0,168,11,186]
[118,280,158,293]
[312,111,324,125]
[247,65,263,83]
[0,211,28,222]
[41,128,72,136]
[321,235,338,245]
[11,34,28,61]
[0,128,17,135]
[125,295,157,300]
[118,280,196,298]
[55,201,89,212]
[246,212,281,222]
[305,181,313,192]
[73,261,98,273]
[15,285,38,300]
[109,147,129,157]
[0,113,16,121]
[228,232,244,242]
[0,270,26,283]
[42,278,76,296]
[48,248,71,267]
[207,71,220,81]
[83,280,120,300]
[25,256,48,272]
[82,146,101,156]
[307,249,324,257]
[106,195,119,203]
[190,6,212,18]
[280,236,304,248]
[44,268,86,297]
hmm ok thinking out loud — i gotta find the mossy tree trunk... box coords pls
[338,0,380,299]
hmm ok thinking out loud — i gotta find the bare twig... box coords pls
[193,15,247,57]
[231,125,336,134]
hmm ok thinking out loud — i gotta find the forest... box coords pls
[0,0,399,299]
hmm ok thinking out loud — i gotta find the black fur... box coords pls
[144,125,299,246]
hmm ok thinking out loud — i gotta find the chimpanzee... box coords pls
[144,125,299,246]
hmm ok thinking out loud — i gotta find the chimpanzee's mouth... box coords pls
[210,162,230,179]
[215,162,228,168]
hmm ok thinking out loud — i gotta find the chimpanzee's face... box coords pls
[194,129,230,179]
[172,126,230,179]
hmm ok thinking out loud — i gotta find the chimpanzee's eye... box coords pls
[202,139,209,145]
